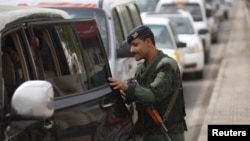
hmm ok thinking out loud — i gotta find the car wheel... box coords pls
[204,50,210,64]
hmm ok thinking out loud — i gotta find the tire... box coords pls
[204,50,210,64]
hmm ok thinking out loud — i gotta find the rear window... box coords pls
[147,24,175,49]
[168,16,195,34]
[160,3,203,21]
[136,0,159,12]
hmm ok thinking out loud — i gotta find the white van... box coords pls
[0,0,143,81]
[155,0,211,64]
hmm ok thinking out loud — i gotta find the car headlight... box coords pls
[186,43,203,53]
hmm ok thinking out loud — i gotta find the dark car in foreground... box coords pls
[0,5,134,141]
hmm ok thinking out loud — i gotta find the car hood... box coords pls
[193,21,208,31]
[178,34,202,47]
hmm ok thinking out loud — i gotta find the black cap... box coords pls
[127,25,153,43]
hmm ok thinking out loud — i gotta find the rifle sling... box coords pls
[163,83,180,121]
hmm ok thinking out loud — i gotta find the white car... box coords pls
[206,2,220,43]
[143,11,205,78]
[141,15,186,76]
[155,0,211,64]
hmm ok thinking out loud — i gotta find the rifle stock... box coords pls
[146,106,171,141]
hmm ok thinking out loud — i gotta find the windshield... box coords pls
[147,24,175,49]
[52,7,110,55]
[160,3,203,21]
[219,0,226,4]
[168,16,195,34]
[136,0,159,12]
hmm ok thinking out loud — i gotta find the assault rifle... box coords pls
[146,106,171,141]
[127,78,180,141]
[146,80,180,141]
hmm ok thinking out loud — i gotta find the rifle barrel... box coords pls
[160,122,171,141]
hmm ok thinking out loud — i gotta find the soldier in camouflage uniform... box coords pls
[108,25,187,141]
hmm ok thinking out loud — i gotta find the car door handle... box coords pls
[100,97,115,108]
[101,103,115,108]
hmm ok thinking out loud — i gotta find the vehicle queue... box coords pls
[0,0,233,140]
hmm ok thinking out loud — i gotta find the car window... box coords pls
[48,7,110,57]
[160,3,203,21]
[75,21,109,87]
[147,24,175,49]
[33,27,61,78]
[168,16,195,34]
[1,28,55,98]
[112,9,125,48]
[55,24,86,75]
[116,5,134,36]
[169,22,181,43]
[127,3,142,27]
[23,20,110,97]
[136,0,159,12]
[2,33,26,97]
[114,3,142,49]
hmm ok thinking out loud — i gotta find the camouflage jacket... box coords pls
[126,50,187,134]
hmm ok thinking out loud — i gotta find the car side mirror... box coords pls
[11,80,54,119]
[177,41,186,48]
[116,41,134,58]
[198,29,209,34]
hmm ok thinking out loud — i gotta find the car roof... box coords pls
[158,0,203,4]
[142,15,171,25]
[142,10,195,24]
[0,0,136,7]
[0,5,70,31]
[142,9,192,17]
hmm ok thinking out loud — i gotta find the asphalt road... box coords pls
[183,5,235,141]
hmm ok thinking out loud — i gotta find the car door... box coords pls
[112,2,142,82]
[2,19,133,141]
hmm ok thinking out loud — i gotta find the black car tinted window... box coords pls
[2,34,25,96]
[52,7,110,57]
[27,19,110,97]
[52,22,108,96]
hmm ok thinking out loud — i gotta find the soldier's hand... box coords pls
[119,89,127,102]
[108,77,128,91]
